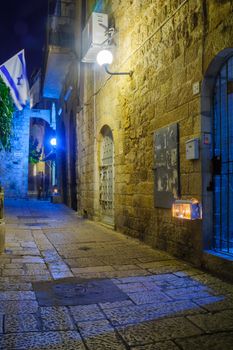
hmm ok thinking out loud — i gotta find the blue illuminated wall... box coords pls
[0,107,30,198]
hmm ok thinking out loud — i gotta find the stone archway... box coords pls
[28,116,53,199]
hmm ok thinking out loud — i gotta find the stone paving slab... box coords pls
[192,295,233,311]
[74,269,150,279]
[102,299,207,326]
[131,341,180,350]
[117,317,203,346]
[187,309,233,332]
[176,331,233,350]
[4,313,40,333]
[2,268,25,276]
[113,264,143,271]
[0,291,35,300]
[69,304,105,322]
[83,333,127,350]
[127,291,171,305]
[10,257,45,264]
[99,257,141,265]
[1,199,233,350]
[0,314,3,334]
[116,282,148,293]
[78,318,114,338]
[164,286,212,300]
[0,282,32,291]
[0,300,39,314]
[65,257,106,268]
[11,274,52,282]
[71,265,115,274]
[0,331,85,350]
[40,306,75,331]
[99,300,134,309]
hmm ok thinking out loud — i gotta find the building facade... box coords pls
[43,0,81,208]
[0,107,30,198]
[45,0,233,279]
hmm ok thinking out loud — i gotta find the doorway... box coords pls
[69,111,77,211]
[28,118,53,200]
[99,126,114,226]
[213,56,233,255]
[60,121,68,204]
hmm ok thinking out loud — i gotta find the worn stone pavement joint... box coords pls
[4,249,13,254]
[24,223,49,227]
[78,246,92,251]
[32,278,129,307]
[17,216,49,219]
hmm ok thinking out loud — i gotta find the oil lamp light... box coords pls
[172,199,202,220]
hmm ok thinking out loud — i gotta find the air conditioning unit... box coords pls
[82,12,108,63]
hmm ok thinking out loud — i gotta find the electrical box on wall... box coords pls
[82,12,108,63]
[185,138,199,160]
[192,81,200,95]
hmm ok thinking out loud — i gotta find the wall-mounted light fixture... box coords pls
[96,49,133,77]
[64,86,73,101]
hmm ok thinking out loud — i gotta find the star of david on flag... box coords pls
[0,50,29,110]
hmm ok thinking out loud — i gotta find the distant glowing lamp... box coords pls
[50,138,57,147]
[53,186,58,194]
[172,199,202,220]
[96,49,133,77]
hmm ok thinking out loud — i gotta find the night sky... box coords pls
[0,0,48,79]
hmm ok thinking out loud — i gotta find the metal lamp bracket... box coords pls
[103,64,133,77]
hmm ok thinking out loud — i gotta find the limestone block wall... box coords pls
[77,0,233,266]
[57,61,79,210]
[77,64,96,217]
[0,107,30,198]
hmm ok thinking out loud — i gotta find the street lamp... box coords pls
[96,49,133,77]
[50,137,57,147]
[49,137,56,188]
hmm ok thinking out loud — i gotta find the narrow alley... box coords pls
[0,199,232,349]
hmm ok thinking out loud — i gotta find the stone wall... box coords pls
[56,60,79,210]
[76,0,233,266]
[0,107,30,198]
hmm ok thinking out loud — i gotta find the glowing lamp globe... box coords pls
[96,50,113,66]
[50,138,57,146]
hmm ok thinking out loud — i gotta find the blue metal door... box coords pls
[213,57,233,255]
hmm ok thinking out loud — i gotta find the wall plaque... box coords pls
[153,123,180,208]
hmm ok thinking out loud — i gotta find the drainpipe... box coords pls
[93,68,98,218]
[0,187,5,253]
[201,0,208,75]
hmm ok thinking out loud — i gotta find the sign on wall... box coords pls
[153,123,180,208]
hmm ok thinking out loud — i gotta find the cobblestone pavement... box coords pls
[0,199,233,349]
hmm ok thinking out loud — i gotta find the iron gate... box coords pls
[213,56,233,256]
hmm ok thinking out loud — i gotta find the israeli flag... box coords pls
[0,50,29,110]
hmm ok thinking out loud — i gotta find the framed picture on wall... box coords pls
[153,123,180,208]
